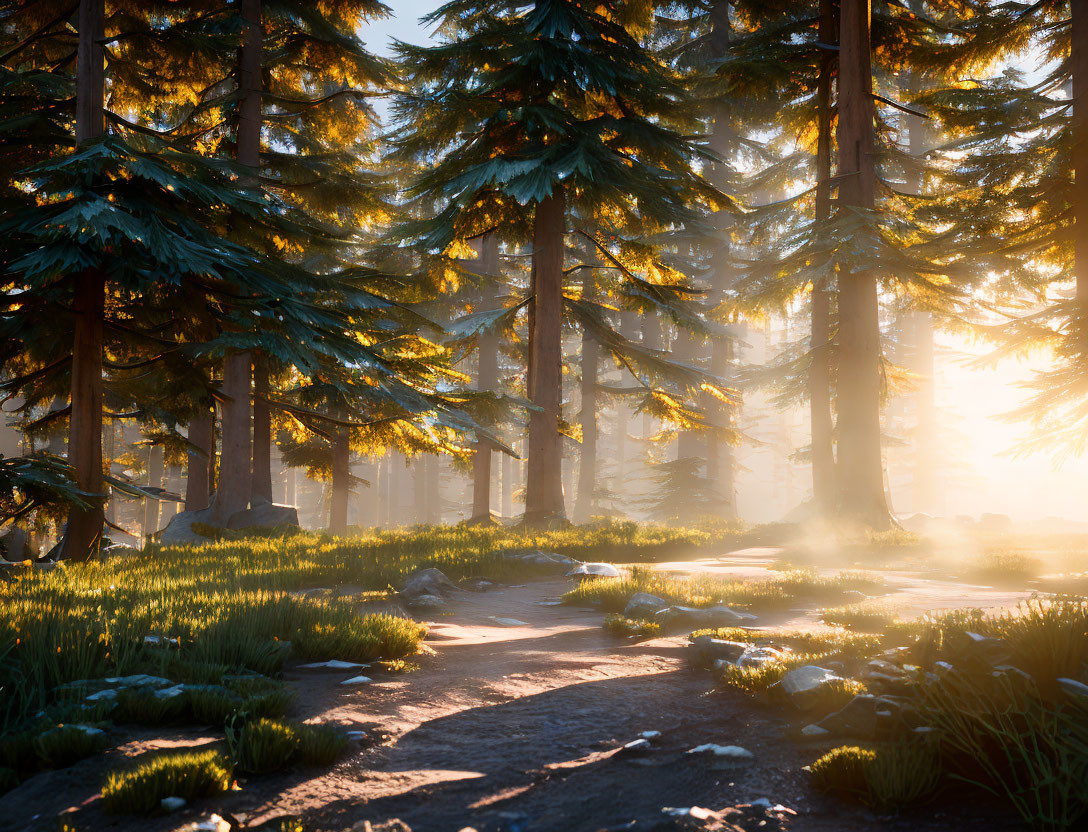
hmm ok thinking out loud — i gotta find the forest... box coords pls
[0,1,1087,831]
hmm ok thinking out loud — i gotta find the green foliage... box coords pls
[32,724,107,769]
[188,687,244,726]
[566,566,882,615]
[603,614,661,639]
[968,550,1043,587]
[295,723,350,767]
[227,716,298,775]
[820,603,900,633]
[101,748,232,815]
[809,742,942,811]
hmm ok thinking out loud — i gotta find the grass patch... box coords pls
[820,603,900,633]
[101,748,232,814]
[296,723,350,766]
[603,614,661,639]
[691,627,882,661]
[967,549,1043,587]
[33,724,108,768]
[227,716,298,774]
[809,742,941,811]
[564,567,883,615]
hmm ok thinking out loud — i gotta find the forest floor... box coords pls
[3,546,1032,832]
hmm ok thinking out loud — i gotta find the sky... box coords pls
[358,1,1088,525]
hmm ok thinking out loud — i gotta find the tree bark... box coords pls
[142,444,164,538]
[251,356,273,503]
[573,269,599,523]
[810,0,837,514]
[470,233,501,523]
[60,0,106,561]
[329,424,349,533]
[185,409,213,512]
[524,187,567,524]
[214,0,261,523]
[1074,0,1088,317]
[835,0,891,528]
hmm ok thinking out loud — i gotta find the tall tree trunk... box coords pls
[524,188,567,524]
[142,444,164,538]
[704,0,738,519]
[810,0,837,514]
[835,0,891,528]
[251,356,273,503]
[185,409,213,512]
[574,269,599,523]
[501,442,513,519]
[215,0,261,523]
[640,311,663,437]
[329,424,349,533]
[1076,0,1088,337]
[60,0,106,561]
[470,233,501,523]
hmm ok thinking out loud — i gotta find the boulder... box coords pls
[159,507,216,546]
[625,592,671,619]
[567,562,622,579]
[860,658,912,693]
[513,550,581,572]
[776,665,843,709]
[817,694,881,739]
[400,568,462,601]
[690,635,749,664]
[226,501,299,531]
[405,593,446,611]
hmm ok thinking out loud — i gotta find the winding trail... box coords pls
[4,574,1022,832]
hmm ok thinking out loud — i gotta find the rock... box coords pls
[406,593,446,611]
[460,577,497,592]
[620,738,652,754]
[567,562,622,579]
[299,660,370,671]
[660,605,755,628]
[900,513,934,532]
[737,646,783,669]
[0,527,29,562]
[159,507,216,546]
[226,501,299,531]
[801,724,831,738]
[161,796,187,812]
[776,665,843,709]
[625,592,671,619]
[105,674,173,688]
[184,816,231,832]
[860,659,911,692]
[686,744,753,761]
[640,730,661,740]
[400,568,462,601]
[340,675,373,685]
[86,688,118,702]
[155,684,187,699]
[1059,677,1088,699]
[817,694,881,739]
[143,635,180,647]
[488,616,529,627]
[690,635,749,664]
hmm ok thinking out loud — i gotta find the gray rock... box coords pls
[567,562,622,579]
[161,796,187,812]
[159,507,216,546]
[801,724,831,738]
[226,501,299,531]
[400,568,462,601]
[690,635,749,664]
[625,592,671,619]
[776,665,843,709]
[860,659,911,692]
[406,593,446,610]
[460,577,498,592]
[737,646,783,669]
[620,738,652,753]
[817,694,881,739]
[660,605,755,628]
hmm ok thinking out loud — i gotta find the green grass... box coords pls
[296,723,350,766]
[227,716,298,774]
[689,627,882,660]
[603,614,661,639]
[967,549,1044,587]
[32,723,108,768]
[101,748,232,814]
[809,742,942,811]
[564,566,884,614]
[820,602,900,632]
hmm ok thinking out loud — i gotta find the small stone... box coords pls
[341,675,373,685]
[620,738,652,753]
[347,730,368,741]
[299,660,370,671]
[686,744,753,760]
[567,562,622,579]
[143,635,180,647]
[406,593,446,610]
[185,816,231,832]
[488,617,529,627]
[86,688,118,702]
[640,730,661,739]
[690,635,749,663]
[801,724,830,738]
[624,592,671,619]
[161,796,187,812]
[737,646,782,669]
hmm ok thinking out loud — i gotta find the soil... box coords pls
[2,558,1028,832]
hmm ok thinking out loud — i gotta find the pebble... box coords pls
[686,744,753,759]
[161,796,187,812]
[340,675,373,685]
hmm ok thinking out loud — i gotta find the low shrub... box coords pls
[101,748,232,815]
[296,723,350,767]
[188,687,244,726]
[603,614,661,639]
[809,742,941,811]
[33,724,108,769]
[227,716,298,774]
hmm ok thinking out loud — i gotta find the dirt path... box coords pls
[4,576,1020,832]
